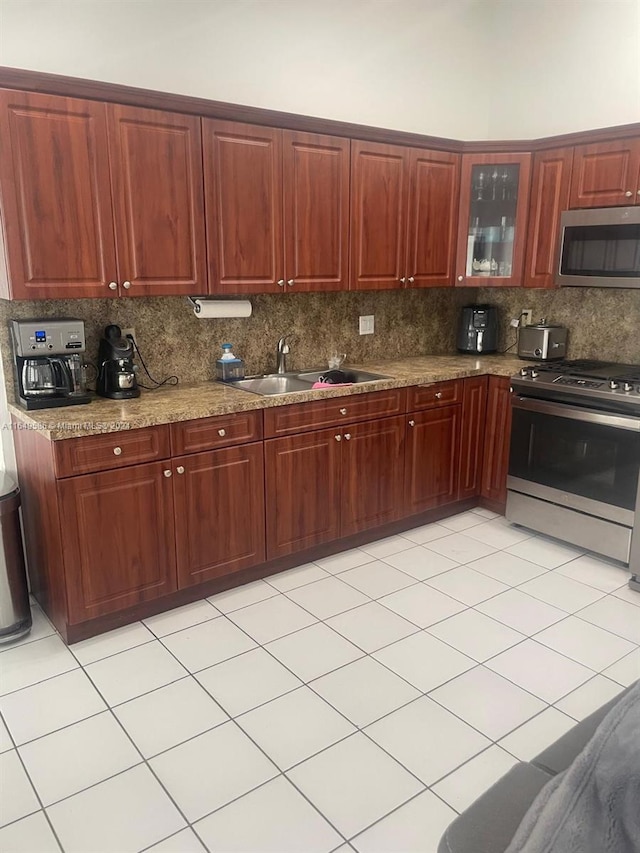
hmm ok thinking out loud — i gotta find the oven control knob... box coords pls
[623,382,634,392]
[530,369,539,378]
[609,380,620,390]
[519,367,529,377]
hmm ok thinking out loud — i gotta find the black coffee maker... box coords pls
[96,324,140,399]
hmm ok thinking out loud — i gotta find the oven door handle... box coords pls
[512,396,640,432]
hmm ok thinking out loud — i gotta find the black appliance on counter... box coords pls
[507,359,640,593]
[96,324,140,399]
[10,318,91,410]
[457,305,498,354]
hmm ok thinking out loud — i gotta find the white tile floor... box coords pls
[1,507,638,853]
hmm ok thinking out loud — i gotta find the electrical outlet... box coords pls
[121,327,137,346]
[359,315,375,335]
[521,309,533,327]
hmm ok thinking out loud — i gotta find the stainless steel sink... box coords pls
[226,368,390,396]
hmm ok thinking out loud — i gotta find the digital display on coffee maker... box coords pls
[34,330,46,342]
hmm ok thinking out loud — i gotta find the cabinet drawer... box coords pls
[170,411,262,455]
[264,389,405,437]
[407,380,461,411]
[54,426,171,478]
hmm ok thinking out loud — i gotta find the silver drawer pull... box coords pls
[122,280,131,289]
[335,434,342,442]
[113,446,122,456]
[176,466,185,474]
[435,392,443,399]
[108,281,118,291]
[344,433,351,440]
[409,419,415,427]
[339,407,347,415]
[163,469,172,478]
[218,428,226,437]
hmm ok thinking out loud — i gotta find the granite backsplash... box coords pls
[2,286,639,403]
[0,288,473,402]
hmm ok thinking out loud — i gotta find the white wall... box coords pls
[1,0,638,139]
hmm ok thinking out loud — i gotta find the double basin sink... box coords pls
[228,369,389,396]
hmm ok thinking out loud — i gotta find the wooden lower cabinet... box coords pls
[481,375,513,506]
[404,405,461,515]
[173,444,265,587]
[58,461,177,623]
[458,376,488,500]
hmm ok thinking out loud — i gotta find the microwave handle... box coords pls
[512,396,640,432]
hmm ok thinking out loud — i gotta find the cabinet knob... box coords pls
[625,190,633,197]
[218,428,226,437]
[409,419,415,427]
[122,280,131,289]
[637,189,640,196]
[113,446,122,456]
[408,276,415,283]
[176,466,185,474]
[277,279,285,287]
[400,277,406,284]
[163,469,172,478]
[435,391,443,399]
[344,433,351,441]
[108,281,118,291]
[339,407,347,415]
[335,434,342,441]
[457,275,464,282]
[287,279,294,287]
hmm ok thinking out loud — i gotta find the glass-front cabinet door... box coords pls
[455,153,532,287]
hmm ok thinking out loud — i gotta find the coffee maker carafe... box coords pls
[96,325,140,399]
[11,319,91,410]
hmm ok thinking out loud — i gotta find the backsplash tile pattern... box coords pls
[0,289,473,402]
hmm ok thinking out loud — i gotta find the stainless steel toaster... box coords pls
[518,321,568,361]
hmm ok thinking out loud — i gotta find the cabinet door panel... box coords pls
[174,444,265,587]
[283,131,350,292]
[58,463,176,623]
[458,375,488,500]
[570,140,640,208]
[407,149,459,287]
[350,141,408,290]
[481,376,513,505]
[0,90,116,299]
[341,417,405,537]
[524,147,573,288]
[108,105,206,295]
[265,429,340,559]
[405,406,460,515]
[204,120,283,293]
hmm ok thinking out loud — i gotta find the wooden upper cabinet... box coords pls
[455,152,532,288]
[283,131,350,292]
[0,90,117,300]
[523,147,573,289]
[406,148,459,287]
[204,120,283,294]
[350,140,408,290]
[107,105,206,296]
[570,139,640,208]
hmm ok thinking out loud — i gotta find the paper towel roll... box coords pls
[192,299,252,318]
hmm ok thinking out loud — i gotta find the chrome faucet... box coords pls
[276,336,291,374]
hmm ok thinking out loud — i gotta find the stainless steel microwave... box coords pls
[556,206,640,288]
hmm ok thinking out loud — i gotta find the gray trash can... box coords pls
[0,473,31,643]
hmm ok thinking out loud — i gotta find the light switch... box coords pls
[359,315,375,335]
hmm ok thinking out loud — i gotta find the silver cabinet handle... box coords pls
[163,469,172,478]
[400,277,406,284]
[176,466,185,474]
[457,275,464,282]
[625,190,633,197]
[334,434,342,442]
[339,408,347,415]
[408,276,415,283]
[218,428,226,437]
[113,446,122,456]
[108,281,118,291]
[409,419,415,427]
[287,279,294,287]
[344,433,351,440]
[122,280,131,289]
[435,391,443,399]
[277,279,285,287]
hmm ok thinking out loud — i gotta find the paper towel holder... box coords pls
[187,297,252,319]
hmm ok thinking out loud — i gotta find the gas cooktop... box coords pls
[512,359,640,413]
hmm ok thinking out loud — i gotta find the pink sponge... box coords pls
[312,381,353,389]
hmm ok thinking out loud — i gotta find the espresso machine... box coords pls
[96,324,140,399]
[11,318,91,410]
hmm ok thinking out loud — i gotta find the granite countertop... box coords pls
[8,354,524,440]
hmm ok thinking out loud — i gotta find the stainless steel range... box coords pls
[506,359,640,592]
